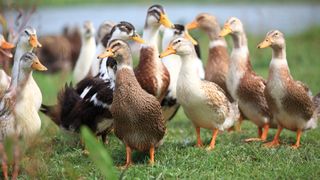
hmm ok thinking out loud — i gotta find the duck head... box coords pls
[96,20,115,43]
[18,26,42,49]
[219,17,244,37]
[145,4,174,29]
[187,13,220,35]
[102,21,144,47]
[258,30,285,50]
[20,52,47,72]
[82,21,95,39]
[0,34,15,58]
[98,39,132,67]
[160,37,195,58]
[163,24,198,47]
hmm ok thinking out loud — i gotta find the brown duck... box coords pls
[220,17,276,141]
[134,4,174,102]
[98,39,165,167]
[258,30,318,148]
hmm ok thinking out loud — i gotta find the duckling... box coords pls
[91,21,115,76]
[161,24,204,122]
[219,17,276,141]
[160,37,239,150]
[0,52,47,180]
[73,21,96,83]
[99,39,165,167]
[41,22,144,142]
[135,4,174,102]
[258,30,317,148]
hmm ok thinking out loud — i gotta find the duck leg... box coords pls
[124,144,132,167]
[264,125,283,148]
[0,143,8,180]
[149,144,155,165]
[291,129,302,149]
[235,114,244,132]
[12,136,20,180]
[245,123,269,142]
[195,127,203,147]
[206,129,219,151]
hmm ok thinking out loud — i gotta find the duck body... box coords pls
[112,67,165,151]
[265,58,316,131]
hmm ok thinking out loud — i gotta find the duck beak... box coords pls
[131,34,145,44]
[184,30,198,45]
[0,40,15,49]
[186,21,199,30]
[32,58,47,71]
[219,24,232,37]
[257,38,272,49]
[159,13,175,28]
[98,48,114,59]
[29,34,42,48]
[159,44,176,58]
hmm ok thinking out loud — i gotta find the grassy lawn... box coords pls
[11,27,320,179]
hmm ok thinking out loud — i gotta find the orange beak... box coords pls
[159,44,176,58]
[219,24,232,37]
[184,30,198,45]
[31,58,47,71]
[29,34,42,48]
[186,20,199,30]
[98,48,114,59]
[0,40,15,49]
[159,13,175,29]
[131,34,145,44]
[257,37,272,49]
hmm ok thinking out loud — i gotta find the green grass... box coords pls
[11,27,320,179]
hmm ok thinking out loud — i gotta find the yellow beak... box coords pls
[131,34,145,44]
[31,58,47,71]
[159,13,174,28]
[98,48,114,59]
[219,24,232,37]
[257,38,272,49]
[184,30,198,45]
[186,21,199,30]
[159,44,176,58]
[0,40,15,49]
[29,34,42,48]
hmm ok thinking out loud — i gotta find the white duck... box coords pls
[73,21,96,83]
[160,37,239,150]
[161,24,204,122]
[0,35,15,96]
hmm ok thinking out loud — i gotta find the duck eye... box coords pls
[275,33,278,36]
[177,40,181,43]
[25,30,30,36]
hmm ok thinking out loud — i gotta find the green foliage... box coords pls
[80,126,117,180]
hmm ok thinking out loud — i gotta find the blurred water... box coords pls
[4,4,320,36]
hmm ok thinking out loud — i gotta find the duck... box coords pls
[98,39,165,167]
[0,52,47,180]
[91,21,115,77]
[161,24,204,122]
[160,37,239,150]
[258,30,318,148]
[73,21,96,83]
[40,21,145,143]
[0,35,15,96]
[134,4,174,102]
[186,13,231,100]
[187,13,245,131]
[219,17,276,141]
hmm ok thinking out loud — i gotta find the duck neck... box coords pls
[142,25,160,47]
[179,52,201,84]
[11,42,33,90]
[272,45,286,60]
[231,31,248,49]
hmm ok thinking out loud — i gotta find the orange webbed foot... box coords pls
[263,140,280,148]
[244,138,264,142]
